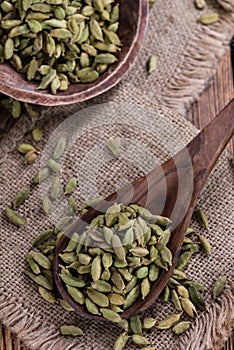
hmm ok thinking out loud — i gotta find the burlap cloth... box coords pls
[0,0,234,349]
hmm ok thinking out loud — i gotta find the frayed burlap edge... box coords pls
[161,7,234,113]
[179,280,234,350]
[1,4,234,350]
[1,280,234,350]
[0,289,77,350]
[217,0,233,12]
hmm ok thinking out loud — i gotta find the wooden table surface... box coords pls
[0,47,233,350]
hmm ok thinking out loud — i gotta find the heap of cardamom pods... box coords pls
[0,0,121,93]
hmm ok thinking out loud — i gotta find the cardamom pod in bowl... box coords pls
[0,0,148,106]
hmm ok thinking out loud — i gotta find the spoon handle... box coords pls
[187,98,234,196]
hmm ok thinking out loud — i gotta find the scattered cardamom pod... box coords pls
[60,325,84,336]
[26,253,41,275]
[194,209,209,227]
[189,285,206,311]
[38,286,56,303]
[147,55,157,74]
[32,229,54,246]
[180,297,197,318]
[195,0,206,9]
[172,321,191,334]
[12,188,29,209]
[64,177,77,195]
[50,176,61,201]
[157,313,182,330]
[32,126,43,142]
[199,13,219,25]
[41,194,52,214]
[212,276,226,299]
[47,159,61,173]
[5,207,26,226]
[132,335,150,346]
[18,143,36,154]
[24,270,53,290]
[24,151,38,164]
[53,137,66,160]
[198,234,211,254]
[12,100,21,118]
[113,332,129,350]
[106,137,121,157]
[34,167,50,184]
[130,315,142,335]
[100,308,122,323]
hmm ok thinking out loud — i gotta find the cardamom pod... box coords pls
[132,335,150,346]
[130,315,142,335]
[5,207,26,226]
[157,313,182,330]
[113,332,129,350]
[100,308,122,323]
[106,136,121,157]
[18,143,36,154]
[12,188,29,209]
[32,126,43,142]
[64,177,77,195]
[180,297,197,317]
[147,54,157,74]
[172,321,191,334]
[199,13,219,25]
[34,167,50,184]
[60,325,84,336]
[67,286,85,305]
[198,234,211,254]
[38,286,56,303]
[212,276,226,299]
[86,288,109,307]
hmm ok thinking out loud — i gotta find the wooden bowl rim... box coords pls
[0,0,148,106]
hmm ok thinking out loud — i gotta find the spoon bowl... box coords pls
[0,0,148,106]
[54,99,234,320]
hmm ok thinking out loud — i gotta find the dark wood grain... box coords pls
[1,47,233,350]
[191,47,234,155]
[0,0,148,106]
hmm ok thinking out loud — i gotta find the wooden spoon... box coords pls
[54,99,234,320]
[0,0,148,106]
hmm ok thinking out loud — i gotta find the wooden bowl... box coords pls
[0,0,148,106]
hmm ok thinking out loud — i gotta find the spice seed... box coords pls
[5,207,26,226]
[113,332,129,350]
[32,126,43,142]
[106,137,121,157]
[157,313,182,330]
[132,335,150,346]
[212,276,226,299]
[12,188,29,209]
[60,325,84,336]
[64,177,77,195]
[172,321,191,335]
[147,54,157,74]
[199,13,219,25]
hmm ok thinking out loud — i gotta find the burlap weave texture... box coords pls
[0,0,234,349]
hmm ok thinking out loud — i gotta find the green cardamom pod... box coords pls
[64,177,77,195]
[212,276,226,299]
[12,188,29,209]
[60,325,84,336]
[32,126,43,142]
[53,137,66,160]
[100,308,122,323]
[18,143,36,154]
[157,313,182,330]
[5,207,26,226]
